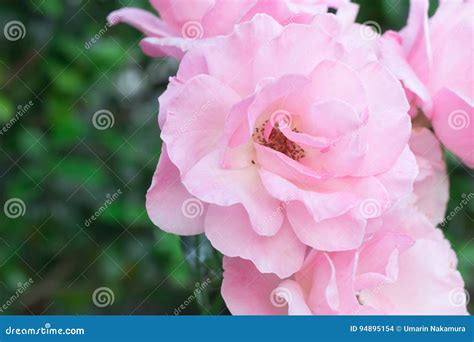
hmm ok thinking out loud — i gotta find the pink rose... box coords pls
[146,13,418,278]
[409,127,449,226]
[222,206,468,315]
[400,0,474,167]
[107,0,358,59]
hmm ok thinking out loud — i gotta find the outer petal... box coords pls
[221,257,285,315]
[278,279,313,315]
[332,1,359,27]
[287,202,366,251]
[150,0,215,33]
[260,168,390,221]
[201,0,256,36]
[358,234,468,315]
[401,0,432,83]
[355,231,414,290]
[297,251,359,314]
[107,8,176,37]
[428,2,473,101]
[146,146,206,235]
[201,14,283,96]
[295,252,338,315]
[376,146,418,207]
[259,168,390,251]
[205,205,306,278]
[176,46,210,81]
[140,37,191,59]
[221,257,312,316]
[431,88,474,168]
[241,0,326,26]
[409,127,449,225]
[183,150,284,236]
[259,168,359,222]
[253,17,343,81]
[162,74,240,175]
[158,77,183,129]
[379,32,430,104]
[354,62,411,176]
[357,209,468,315]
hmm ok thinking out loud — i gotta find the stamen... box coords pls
[252,120,305,161]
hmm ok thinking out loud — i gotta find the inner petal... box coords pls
[252,117,306,161]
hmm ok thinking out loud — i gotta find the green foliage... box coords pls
[0,0,216,315]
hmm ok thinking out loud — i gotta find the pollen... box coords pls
[252,120,305,161]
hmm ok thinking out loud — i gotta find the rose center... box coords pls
[253,120,305,161]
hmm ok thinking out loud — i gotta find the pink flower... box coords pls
[146,13,418,278]
[222,206,468,315]
[409,127,449,226]
[399,0,474,167]
[107,0,358,59]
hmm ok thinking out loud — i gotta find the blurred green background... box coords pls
[0,0,472,315]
